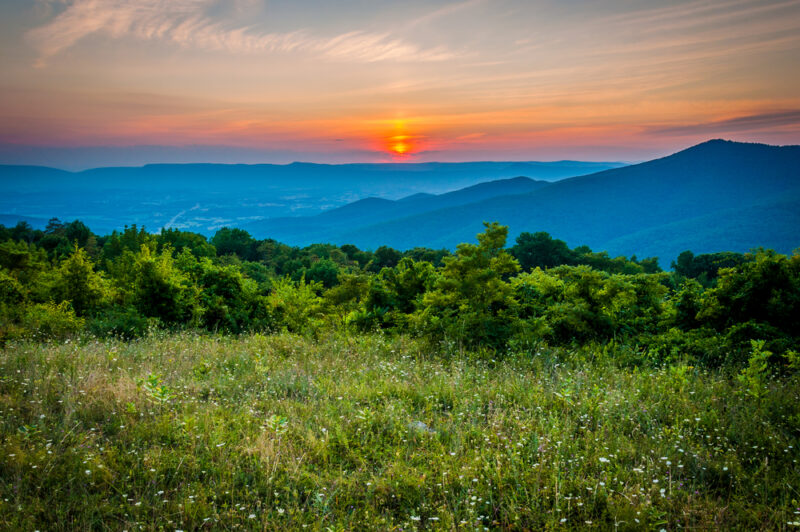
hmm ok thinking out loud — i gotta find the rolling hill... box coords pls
[244,176,551,244]
[247,140,800,263]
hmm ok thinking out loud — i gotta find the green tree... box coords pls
[211,227,257,260]
[157,228,216,258]
[305,259,340,288]
[358,257,437,330]
[367,246,403,272]
[510,231,575,271]
[132,246,199,325]
[698,250,800,338]
[197,261,261,333]
[102,225,157,263]
[53,247,108,316]
[672,250,748,286]
[415,222,520,349]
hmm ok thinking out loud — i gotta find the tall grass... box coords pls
[1,332,798,530]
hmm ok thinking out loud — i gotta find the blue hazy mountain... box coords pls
[243,176,551,244]
[0,161,623,235]
[249,140,799,263]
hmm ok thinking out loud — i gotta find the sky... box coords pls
[0,0,799,169]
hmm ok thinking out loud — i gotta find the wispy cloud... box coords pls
[648,110,800,136]
[403,0,486,29]
[27,0,455,65]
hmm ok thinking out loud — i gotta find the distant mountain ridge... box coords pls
[246,140,800,263]
[244,176,551,244]
[0,160,623,235]
[1,161,623,193]
[3,140,797,263]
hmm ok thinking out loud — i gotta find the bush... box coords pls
[89,306,153,339]
[267,276,323,334]
[21,301,84,340]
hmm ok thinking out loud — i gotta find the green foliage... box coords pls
[0,270,25,306]
[157,228,217,258]
[303,258,340,288]
[785,349,800,372]
[415,222,520,349]
[323,272,369,315]
[666,278,705,330]
[699,250,800,338]
[673,249,749,286]
[737,340,772,399]
[101,225,156,263]
[357,257,437,330]
[88,306,152,339]
[0,240,49,284]
[0,219,797,373]
[52,246,109,315]
[513,266,668,345]
[403,246,450,267]
[132,246,199,325]
[367,245,403,272]
[511,231,661,274]
[196,260,265,333]
[267,276,323,334]
[211,227,257,260]
[511,231,574,270]
[138,373,174,407]
[21,301,84,339]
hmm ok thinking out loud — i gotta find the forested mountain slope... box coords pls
[280,140,800,262]
[244,176,551,245]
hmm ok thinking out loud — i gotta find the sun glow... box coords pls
[389,135,412,156]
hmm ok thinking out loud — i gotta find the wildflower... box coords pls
[599,457,609,463]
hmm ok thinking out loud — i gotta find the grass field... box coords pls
[1,332,799,530]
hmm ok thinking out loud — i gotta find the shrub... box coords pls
[89,306,153,339]
[267,276,323,334]
[21,301,84,339]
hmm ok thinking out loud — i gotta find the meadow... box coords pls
[2,331,799,530]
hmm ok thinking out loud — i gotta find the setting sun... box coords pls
[391,142,408,155]
[388,135,412,156]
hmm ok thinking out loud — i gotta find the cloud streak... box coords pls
[648,110,800,136]
[27,0,455,64]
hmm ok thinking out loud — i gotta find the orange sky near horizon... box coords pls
[0,0,799,167]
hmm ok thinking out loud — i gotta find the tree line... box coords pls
[1,218,797,371]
